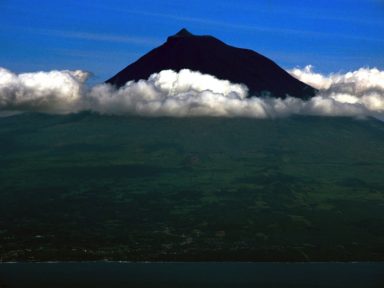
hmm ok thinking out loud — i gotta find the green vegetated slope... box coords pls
[1,112,384,261]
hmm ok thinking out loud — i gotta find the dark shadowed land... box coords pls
[1,262,384,288]
[1,112,384,261]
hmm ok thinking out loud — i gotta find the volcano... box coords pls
[106,29,316,99]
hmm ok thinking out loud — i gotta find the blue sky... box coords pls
[1,0,383,83]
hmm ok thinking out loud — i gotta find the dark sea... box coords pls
[0,262,383,288]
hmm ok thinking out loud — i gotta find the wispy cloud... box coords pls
[36,28,161,46]
[219,1,384,26]
[57,3,383,44]
[77,4,330,37]
[54,48,141,60]
[116,10,308,35]
[124,10,384,44]
[4,25,161,46]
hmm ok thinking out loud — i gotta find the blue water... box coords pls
[0,262,383,287]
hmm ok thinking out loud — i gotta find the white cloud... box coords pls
[0,67,88,113]
[1,66,384,118]
[288,65,384,116]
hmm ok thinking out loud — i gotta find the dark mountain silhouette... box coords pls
[106,29,317,99]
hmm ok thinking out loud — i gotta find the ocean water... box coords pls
[0,262,383,288]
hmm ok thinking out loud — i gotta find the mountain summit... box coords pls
[171,28,194,38]
[106,29,316,99]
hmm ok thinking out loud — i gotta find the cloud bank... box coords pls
[1,66,384,118]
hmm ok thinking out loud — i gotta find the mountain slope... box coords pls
[106,29,317,99]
